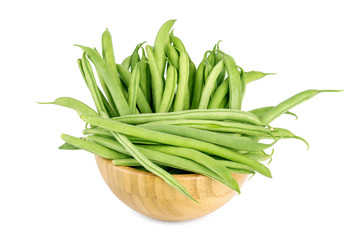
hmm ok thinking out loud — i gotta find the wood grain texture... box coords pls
[95,155,248,221]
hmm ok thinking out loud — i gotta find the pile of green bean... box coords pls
[40,20,341,200]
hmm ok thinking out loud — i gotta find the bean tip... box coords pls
[36,101,53,105]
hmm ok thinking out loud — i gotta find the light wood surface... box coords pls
[95,155,248,221]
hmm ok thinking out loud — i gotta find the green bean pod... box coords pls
[158,65,177,113]
[130,42,145,72]
[111,158,142,167]
[260,89,342,124]
[198,59,225,109]
[244,71,276,84]
[222,52,242,109]
[61,134,128,159]
[139,47,151,103]
[173,50,190,111]
[38,97,98,117]
[188,60,197,101]
[208,78,229,109]
[145,45,164,112]
[128,62,142,114]
[80,115,272,178]
[121,55,131,70]
[59,141,80,150]
[113,109,264,126]
[140,124,274,152]
[153,19,176,78]
[101,29,129,101]
[218,94,228,109]
[75,45,131,116]
[250,106,298,119]
[116,64,152,113]
[165,43,179,69]
[190,61,205,109]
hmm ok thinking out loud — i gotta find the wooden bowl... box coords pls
[95,155,248,221]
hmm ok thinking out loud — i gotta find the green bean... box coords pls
[173,50,190,111]
[139,47,151,103]
[239,67,246,106]
[154,19,176,78]
[88,135,239,192]
[83,127,112,137]
[187,124,271,137]
[128,62,142,114]
[218,94,228,109]
[145,45,164,112]
[190,61,205,109]
[75,45,131,116]
[158,65,177,113]
[80,115,272,178]
[139,119,270,135]
[112,109,264,126]
[140,124,274,152]
[198,59,225,109]
[61,134,128,159]
[188,60,196,101]
[130,42,145,72]
[215,160,255,173]
[141,145,239,192]
[112,158,142,167]
[260,89,342,124]
[77,58,117,117]
[80,53,107,114]
[254,128,309,149]
[38,97,98,117]
[165,43,179,69]
[222,52,242,109]
[59,141,80,150]
[243,151,270,161]
[227,168,254,174]
[108,123,196,201]
[250,106,298,119]
[208,77,229,109]
[101,29,118,76]
[244,71,276,84]
[101,29,129,102]
[116,64,152,113]
[121,55,131,70]
[170,31,186,53]
[83,127,158,145]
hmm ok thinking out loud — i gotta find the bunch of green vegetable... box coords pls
[40,20,340,200]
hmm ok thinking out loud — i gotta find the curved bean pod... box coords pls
[173,50,190,111]
[208,77,229,109]
[145,45,164,112]
[158,65,177,112]
[198,59,224,109]
[250,106,298,119]
[154,19,176,78]
[190,61,205,109]
[165,43,179,69]
[260,89,342,124]
[140,124,274,152]
[38,97,98,116]
[61,134,128,159]
[112,109,264,126]
[75,45,131,115]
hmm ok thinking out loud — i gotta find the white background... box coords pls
[1,0,359,239]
